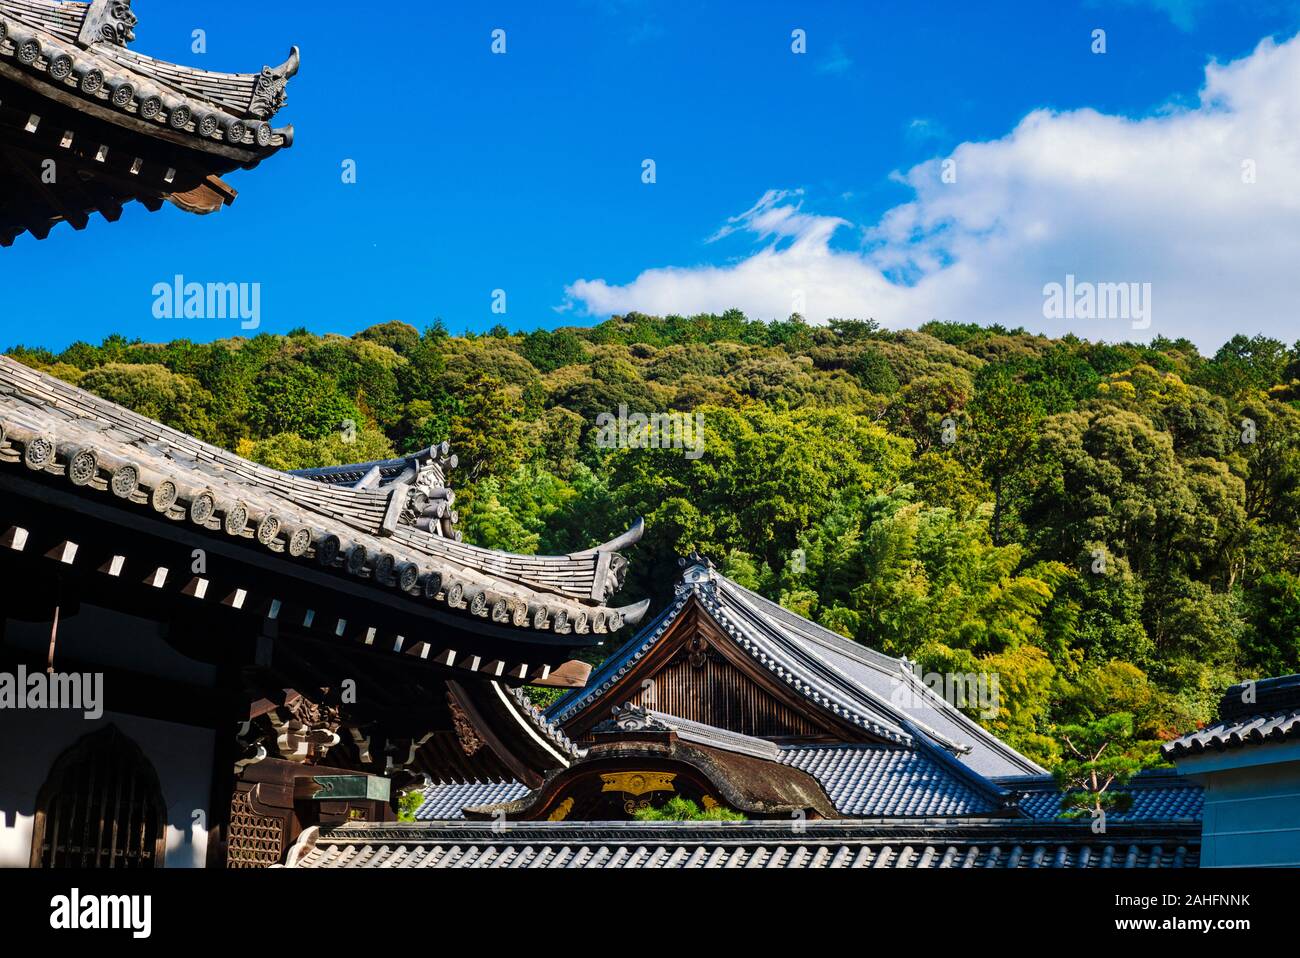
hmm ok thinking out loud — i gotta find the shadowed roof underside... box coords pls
[0,0,297,243]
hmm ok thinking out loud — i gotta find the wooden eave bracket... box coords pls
[165,175,237,215]
[529,659,592,689]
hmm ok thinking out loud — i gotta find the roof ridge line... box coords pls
[718,576,903,671]
[899,718,1015,810]
[703,585,912,745]
[889,658,1046,774]
[714,574,1046,776]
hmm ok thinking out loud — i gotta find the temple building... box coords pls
[283,558,1208,869]
[0,0,296,245]
[0,354,647,867]
[3,349,1295,870]
[6,0,1293,884]
[1163,674,1300,867]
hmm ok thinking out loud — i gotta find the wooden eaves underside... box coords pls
[0,0,296,244]
[0,67,240,244]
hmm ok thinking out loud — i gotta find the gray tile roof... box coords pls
[416,752,1204,824]
[0,0,298,156]
[506,686,586,762]
[1000,773,1203,822]
[779,745,1002,817]
[412,742,999,821]
[0,355,648,640]
[415,781,530,820]
[643,710,783,760]
[718,578,1042,776]
[285,820,1200,868]
[549,563,1044,778]
[1163,674,1300,759]
[1164,711,1300,757]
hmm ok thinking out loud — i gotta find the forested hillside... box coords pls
[10,313,1300,769]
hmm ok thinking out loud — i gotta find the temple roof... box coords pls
[0,0,296,243]
[1163,673,1300,759]
[409,564,1211,823]
[779,744,1006,817]
[415,738,1010,821]
[549,560,1044,777]
[0,355,649,644]
[415,758,1205,824]
[283,819,1201,869]
[415,780,532,820]
[997,770,1202,822]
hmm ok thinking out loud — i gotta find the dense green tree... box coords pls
[248,364,364,440]
[449,373,527,482]
[520,328,589,372]
[964,366,1045,545]
[884,372,973,454]
[607,404,909,587]
[80,363,218,441]
[10,313,1298,772]
[1239,394,1300,525]
[354,321,420,356]
[1198,334,1290,397]
[239,428,395,471]
[847,347,900,395]
[1243,572,1300,676]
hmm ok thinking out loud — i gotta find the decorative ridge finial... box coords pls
[678,550,714,570]
[592,702,671,734]
[398,441,459,541]
[249,46,300,120]
[79,0,138,48]
[677,551,717,588]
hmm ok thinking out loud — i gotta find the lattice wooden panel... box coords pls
[225,789,285,868]
[31,727,166,868]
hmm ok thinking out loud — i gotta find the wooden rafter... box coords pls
[0,144,88,229]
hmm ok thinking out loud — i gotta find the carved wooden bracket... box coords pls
[447,690,485,756]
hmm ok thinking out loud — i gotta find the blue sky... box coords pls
[4,0,1300,351]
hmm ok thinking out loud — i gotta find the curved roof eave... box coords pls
[0,355,646,642]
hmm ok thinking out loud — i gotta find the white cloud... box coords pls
[564,34,1300,350]
[817,43,853,75]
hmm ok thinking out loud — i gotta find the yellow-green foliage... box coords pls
[633,796,745,821]
[9,319,1299,769]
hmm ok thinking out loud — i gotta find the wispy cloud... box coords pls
[905,117,949,146]
[706,189,847,245]
[564,33,1300,349]
[817,43,853,75]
